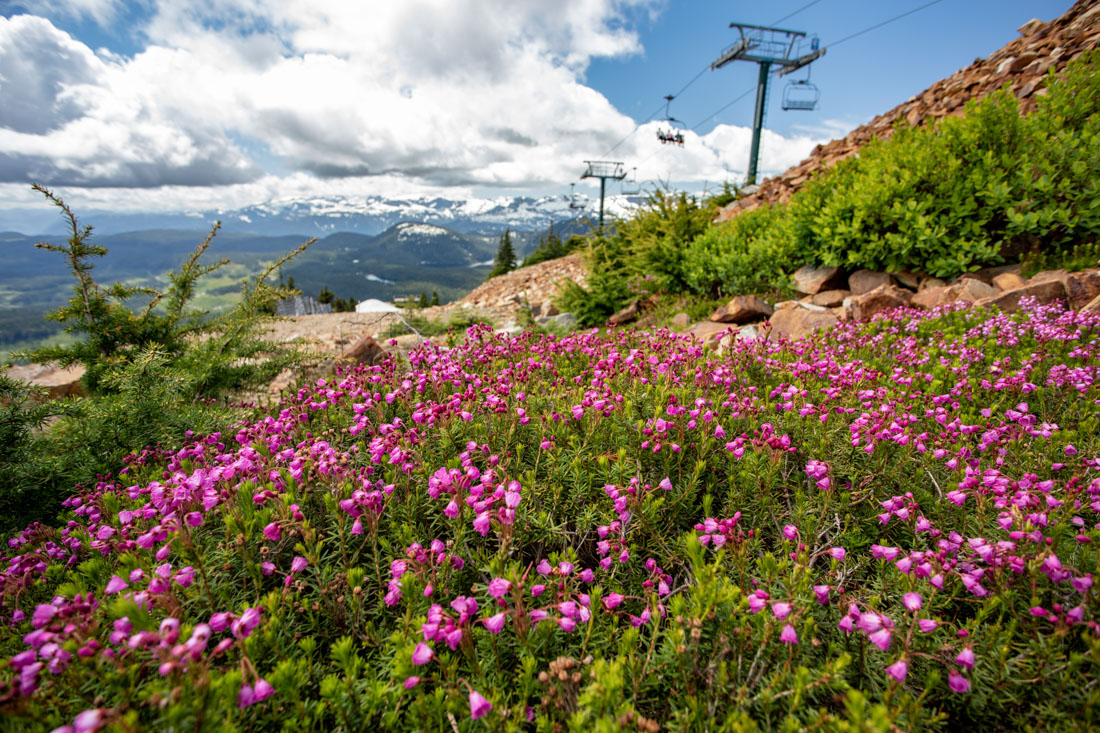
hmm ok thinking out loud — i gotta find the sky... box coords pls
[0,0,1075,214]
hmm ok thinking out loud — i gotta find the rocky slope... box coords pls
[715,0,1100,222]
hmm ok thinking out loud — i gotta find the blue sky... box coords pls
[0,0,1075,213]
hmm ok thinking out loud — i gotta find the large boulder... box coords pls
[811,289,850,308]
[4,363,87,400]
[947,278,999,304]
[336,335,388,366]
[608,300,640,325]
[911,285,950,310]
[682,320,733,345]
[791,265,846,295]
[847,284,911,321]
[710,295,773,324]
[767,305,839,340]
[992,272,1027,291]
[1066,270,1100,309]
[1082,293,1100,313]
[848,270,895,296]
[985,279,1067,312]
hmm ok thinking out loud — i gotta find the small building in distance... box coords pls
[355,298,402,314]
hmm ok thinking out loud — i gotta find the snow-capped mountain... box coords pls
[2,193,641,237]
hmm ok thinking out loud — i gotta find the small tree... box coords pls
[430,290,440,306]
[488,228,517,279]
[418,291,430,308]
[317,285,335,304]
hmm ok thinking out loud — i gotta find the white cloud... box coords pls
[0,1,832,210]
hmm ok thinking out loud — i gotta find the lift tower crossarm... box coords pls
[580,160,626,233]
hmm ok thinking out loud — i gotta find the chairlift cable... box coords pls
[772,0,826,26]
[828,0,945,49]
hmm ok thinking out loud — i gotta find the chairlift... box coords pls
[781,79,820,111]
[622,168,640,195]
[568,183,586,211]
[656,94,686,146]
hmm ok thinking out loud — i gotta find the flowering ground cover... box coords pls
[2,297,1099,731]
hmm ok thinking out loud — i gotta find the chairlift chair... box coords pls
[622,168,640,195]
[781,79,820,111]
[656,94,687,146]
[568,183,586,211]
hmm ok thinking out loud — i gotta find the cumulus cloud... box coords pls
[0,0,833,209]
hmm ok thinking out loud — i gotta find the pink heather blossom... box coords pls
[782,524,798,540]
[813,585,830,604]
[412,642,434,665]
[869,628,892,651]
[948,672,971,693]
[105,575,129,595]
[955,647,975,670]
[918,619,940,633]
[658,477,673,491]
[603,593,625,610]
[404,676,420,689]
[483,612,506,634]
[487,578,511,598]
[771,602,792,620]
[262,522,281,542]
[902,593,923,611]
[828,547,846,561]
[72,709,103,732]
[779,624,798,644]
[531,584,546,597]
[290,556,308,573]
[886,658,908,683]
[444,501,459,518]
[469,689,492,719]
[238,684,255,708]
[253,679,274,703]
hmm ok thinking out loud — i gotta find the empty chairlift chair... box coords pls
[781,80,820,111]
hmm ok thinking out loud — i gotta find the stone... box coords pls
[1029,268,1069,284]
[669,312,692,329]
[1081,293,1100,313]
[773,300,800,311]
[1065,270,1100,309]
[542,302,560,317]
[992,272,1028,291]
[4,364,87,400]
[811,289,850,308]
[911,286,950,310]
[537,312,578,329]
[608,300,640,325]
[791,265,846,295]
[948,278,999,304]
[919,277,947,291]
[717,324,761,354]
[336,335,387,366]
[847,284,911,321]
[767,305,839,340]
[682,320,732,345]
[710,295,773,324]
[848,270,895,295]
[893,271,921,290]
[986,279,1068,312]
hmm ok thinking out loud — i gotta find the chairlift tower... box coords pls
[580,160,626,232]
[711,23,825,184]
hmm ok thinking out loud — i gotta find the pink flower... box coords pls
[444,501,459,518]
[531,584,546,597]
[72,709,103,732]
[828,547,846,561]
[290,556,308,573]
[771,602,792,620]
[487,578,511,598]
[918,619,939,633]
[483,612,506,634]
[238,684,255,708]
[869,628,892,651]
[779,624,798,644]
[948,672,970,693]
[902,593,922,611]
[105,575,129,595]
[955,647,975,670]
[253,678,274,703]
[658,477,673,491]
[412,642,434,665]
[813,585,830,604]
[469,689,492,719]
[886,658,908,683]
[262,522,280,542]
[603,593,624,610]
[782,524,798,540]
[404,676,420,689]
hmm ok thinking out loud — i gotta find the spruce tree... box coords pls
[431,290,440,306]
[488,228,517,279]
[418,291,430,308]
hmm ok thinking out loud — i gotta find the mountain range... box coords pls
[1,192,639,238]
